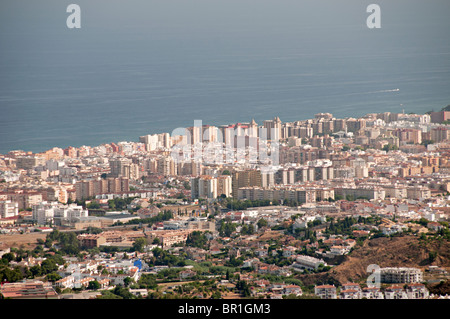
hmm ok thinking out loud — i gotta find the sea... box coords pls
[1,0,450,154]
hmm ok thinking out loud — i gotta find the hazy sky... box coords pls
[1,0,449,69]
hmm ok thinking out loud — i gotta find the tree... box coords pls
[0,266,23,283]
[112,286,135,299]
[46,272,62,282]
[382,144,398,152]
[87,201,100,209]
[186,231,208,249]
[137,274,157,289]
[421,140,435,147]
[41,259,58,275]
[236,280,251,297]
[132,238,147,253]
[429,251,437,263]
[29,265,42,278]
[87,280,101,290]
[123,277,134,287]
[1,253,15,264]
[257,218,268,229]
[211,290,222,299]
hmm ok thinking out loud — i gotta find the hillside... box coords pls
[299,235,450,286]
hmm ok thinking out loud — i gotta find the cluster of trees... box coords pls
[218,220,237,237]
[146,247,186,267]
[264,250,293,267]
[382,144,399,152]
[225,255,244,267]
[0,251,65,284]
[186,231,209,250]
[80,197,139,212]
[217,219,267,237]
[325,217,358,236]
[98,286,136,299]
[240,224,255,235]
[44,230,80,255]
[295,228,318,243]
[107,197,136,211]
[136,273,157,289]
[235,280,251,297]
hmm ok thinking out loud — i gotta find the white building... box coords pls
[32,201,60,225]
[190,176,218,199]
[32,202,87,225]
[0,200,18,219]
[406,283,429,299]
[361,287,384,299]
[380,267,423,284]
[314,285,337,299]
[293,255,327,271]
[54,204,88,226]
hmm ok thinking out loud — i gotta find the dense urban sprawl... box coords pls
[1,108,450,299]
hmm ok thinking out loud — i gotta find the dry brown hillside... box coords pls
[299,234,450,286]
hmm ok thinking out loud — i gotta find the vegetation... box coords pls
[121,210,174,227]
[186,231,210,250]
[146,247,186,267]
[218,220,237,237]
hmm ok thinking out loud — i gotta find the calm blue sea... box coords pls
[1,0,450,154]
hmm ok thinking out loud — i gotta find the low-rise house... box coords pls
[55,275,75,289]
[184,247,208,261]
[129,289,148,298]
[339,289,361,299]
[269,293,283,299]
[380,224,406,236]
[76,276,95,289]
[283,284,302,297]
[329,245,348,256]
[97,278,110,289]
[282,246,297,258]
[384,285,408,299]
[427,222,443,231]
[254,279,271,288]
[428,265,447,274]
[361,287,384,299]
[241,258,259,269]
[292,255,327,271]
[255,248,268,257]
[315,284,337,299]
[341,283,361,292]
[406,283,429,299]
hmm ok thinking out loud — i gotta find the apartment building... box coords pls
[380,267,423,284]
[293,255,327,271]
[0,200,18,219]
[314,285,337,299]
[75,177,129,200]
[232,169,262,198]
[190,175,218,199]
